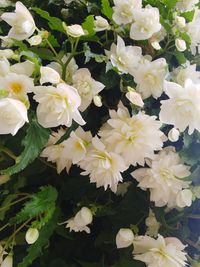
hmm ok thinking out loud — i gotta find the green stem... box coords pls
[0,195,31,212]
[0,223,9,233]
[1,147,17,161]
[39,157,56,170]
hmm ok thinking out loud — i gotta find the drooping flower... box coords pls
[33,82,85,128]
[132,234,187,267]
[130,6,161,41]
[112,0,142,25]
[105,36,142,75]
[0,97,28,136]
[145,210,160,237]
[41,128,72,174]
[62,127,92,165]
[79,136,127,192]
[116,228,134,248]
[132,148,191,208]
[132,58,168,99]
[99,103,163,166]
[72,68,105,111]
[160,79,200,134]
[65,207,93,234]
[1,1,36,40]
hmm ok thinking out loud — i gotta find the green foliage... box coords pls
[32,7,65,33]
[1,115,50,175]
[82,15,95,36]
[17,209,59,267]
[10,185,58,225]
[181,10,195,22]
[101,0,113,20]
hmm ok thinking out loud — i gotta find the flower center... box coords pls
[10,82,24,94]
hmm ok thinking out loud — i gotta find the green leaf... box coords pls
[1,115,50,175]
[101,0,113,20]
[173,51,186,64]
[181,10,195,22]
[17,209,59,267]
[56,122,79,144]
[10,185,58,225]
[32,7,65,33]
[30,48,55,61]
[82,15,95,37]
[162,0,177,8]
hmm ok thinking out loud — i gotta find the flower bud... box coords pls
[40,66,61,85]
[25,228,39,244]
[94,16,110,32]
[175,39,187,52]
[93,95,102,107]
[28,35,42,46]
[168,128,180,142]
[126,88,144,107]
[116,228,134,249]
[63,23,85,38]
[0,49,14,59]
[151,41,161,50]
[1,255,13,267]
[74,207,93,227]
[176,189,193,208]
[174,16,186,28]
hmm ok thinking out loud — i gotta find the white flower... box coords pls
[0,245,7,264]
[116,181,132,197]
[132,58,168,99]
[33,82,85,128]
[176,0,199,11]
[99,103,163,166]
[0,175,10,185]
[62,127,92,164]
[112,0,142,25]
[105,36,142,75]
[151,42,161,50]
[25,228,39,244]
[0,0,12,8]
[0,98,28,136]
[40,66,61,85]
[132,148,191,208]
[10,60,34,77]
[66,207,93,234]
[79,136,127,192]
[160,79,200,134]
[176,189,193,208]
[175,39,187,52]
[126,89,144,107]
[168,128,180,142]
[0,72,34,103]
[145,210,160,237]
[41,128,72,174]
[48,55,78,84]
[0,58,10,76]
[173,64,200,86]
[28,35,42,46]
[72,68,105,111]
[186,10,200,54]
[130,6,161,40]
[1,255,13,267]
[133,234,187,267]
[116,228,134,248]
[94,16,110,32]
[1,1,36,40]
[64,24,85,38]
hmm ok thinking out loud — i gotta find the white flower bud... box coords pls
[126,89,144,107]
[0,175,10,185]
[25,228,39,244]
[175,16,186,28]
[93,95,102,107]
[94,16,110,32]
[1,255,13,267]
[175,39,187,52]
[116,228,134,249]
[40,66,61,85]
[28,35,42,46]
[74,207,93,227]
[176,189,193,208]
[0,49,14,59]
[168,128,180,142]
[151,41,161,50]
[63,23,85,38]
